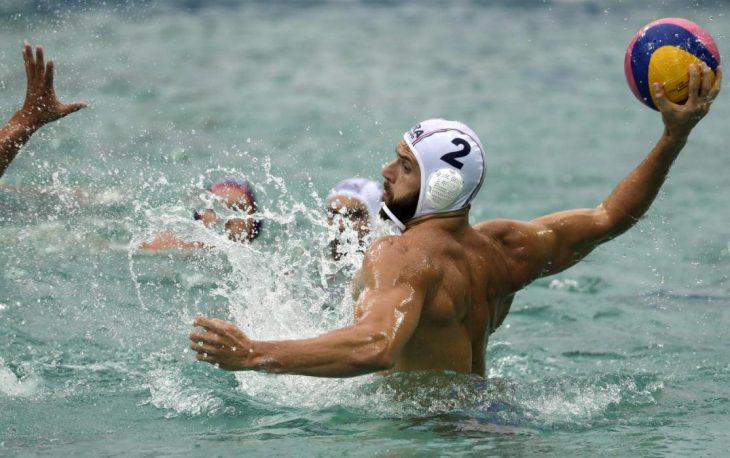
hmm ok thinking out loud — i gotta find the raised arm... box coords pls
[483,63,722,288]
[189,237,426,377]
[0,42,86,178]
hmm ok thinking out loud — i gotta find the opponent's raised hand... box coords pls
[16,42,87,129]
[653,63,722,139]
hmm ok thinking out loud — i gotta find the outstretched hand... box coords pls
[14,42,87,130]
[189,316,256,371]
[653,63,722,139]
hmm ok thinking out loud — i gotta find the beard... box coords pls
[379,185,419,223]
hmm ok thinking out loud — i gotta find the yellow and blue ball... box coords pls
[625,18,720,110]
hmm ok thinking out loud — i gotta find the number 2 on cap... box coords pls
[440,138,470,169]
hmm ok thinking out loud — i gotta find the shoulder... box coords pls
[361,235,437,286]
[474,218,555,255]
[363,235,429,268]
[474,218,545,238]
[473,218,557,290]
[363,235,408,258]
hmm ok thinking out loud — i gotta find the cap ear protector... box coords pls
[426,168,464,210]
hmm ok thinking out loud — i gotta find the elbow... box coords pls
[370,349,396,371]
[596,205,637,241]
[352,330,396,372]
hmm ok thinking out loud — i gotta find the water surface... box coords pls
[1,0,729,455]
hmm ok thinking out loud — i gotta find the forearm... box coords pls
[599,128,687,234]
[249,325,391,377]
[0,113,37,178]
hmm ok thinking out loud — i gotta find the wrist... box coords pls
[249,340,281,373]
[9,111,41,134]
[662,126,689,146]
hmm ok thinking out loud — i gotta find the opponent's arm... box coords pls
[489,63,722,288]
[0,42,86,178]
[139,230,205,251]
[189,238,427,377]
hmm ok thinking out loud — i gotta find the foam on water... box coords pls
[143,367,224,418]
[0,357,40,399]
[516,375,663,429]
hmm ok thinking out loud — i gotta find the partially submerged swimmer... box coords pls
[326,177,382,260]
[140,178,261,251]
[190,63,721,378]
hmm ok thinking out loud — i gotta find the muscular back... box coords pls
[357,217,518,377]
[353,200,639,377]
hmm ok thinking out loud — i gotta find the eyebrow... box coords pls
[396,143,413,163]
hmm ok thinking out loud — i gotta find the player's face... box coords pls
[380,139,420,221]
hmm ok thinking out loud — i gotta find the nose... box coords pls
[382,159,397,183]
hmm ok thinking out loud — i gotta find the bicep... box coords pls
[485,207,614,287]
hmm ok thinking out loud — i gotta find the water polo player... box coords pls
[326,177,383,260]
[141,177,260,250]
[191,64,721,378]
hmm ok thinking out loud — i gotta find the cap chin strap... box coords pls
[380,203,406,232]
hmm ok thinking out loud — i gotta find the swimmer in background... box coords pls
[0,42,86,179]
[140,177,261,250]
[324,178,383,306]
[326,177,383,260]
[190,63,721,378]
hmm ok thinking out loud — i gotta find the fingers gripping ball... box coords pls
[625,18,720,110]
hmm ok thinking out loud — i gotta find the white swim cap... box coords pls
[327,177,383,226]
[382,119,486,230]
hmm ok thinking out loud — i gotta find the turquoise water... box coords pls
[1,0,729,455]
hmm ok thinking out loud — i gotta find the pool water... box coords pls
[1,1,729,455]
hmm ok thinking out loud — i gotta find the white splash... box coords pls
[143,368,223,418]
[0,358,40,398]
[131,162,385,409]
